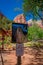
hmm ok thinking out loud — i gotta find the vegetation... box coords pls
[0,16,12,30]
[23,0,43,24]
[0,14,12,50]
[23,0,43,47]
[27,24,43,41]
[24,41,43,48]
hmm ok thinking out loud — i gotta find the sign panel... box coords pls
[16,43,24,56]
[12,23,28,43]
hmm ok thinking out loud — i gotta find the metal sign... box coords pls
[16,43,24,56]
[12,23,28,43]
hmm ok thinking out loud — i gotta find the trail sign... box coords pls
[16,43,24,56]
[12,23,28,43]
[12,23,27,65]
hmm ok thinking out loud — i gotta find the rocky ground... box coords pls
[0,47,43,65]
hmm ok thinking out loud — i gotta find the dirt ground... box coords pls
[0,47,43,65]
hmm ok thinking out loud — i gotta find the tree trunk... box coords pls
[2,34,4,50]
[2,42,4,50]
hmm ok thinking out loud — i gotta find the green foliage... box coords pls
[23,0,43,23]
[0,16,12,30]
[37,28,43,39]
[4,36,11,44]
[23,0,43,14]
[0,15,12,48]
[27,24,43,41]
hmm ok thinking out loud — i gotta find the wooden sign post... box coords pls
[16,28,24,65]
[12,23,28,65]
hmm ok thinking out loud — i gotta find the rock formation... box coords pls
[13,14,27,24]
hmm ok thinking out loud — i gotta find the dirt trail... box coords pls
[0,47,43,65]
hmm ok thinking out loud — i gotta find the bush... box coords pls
[27,24,43,41]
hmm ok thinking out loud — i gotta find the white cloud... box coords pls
[27,19,32,22]
[14,8,22,11]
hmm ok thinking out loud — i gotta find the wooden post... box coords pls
[17,56,21,65]
[16,28,24,65]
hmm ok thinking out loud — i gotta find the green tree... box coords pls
[27,25,38,41]
[0,15,12,50]
[23,0,43,24]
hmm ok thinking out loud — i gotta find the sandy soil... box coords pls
[0,47,43,65]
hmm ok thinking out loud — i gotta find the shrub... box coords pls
[27,24,43,41]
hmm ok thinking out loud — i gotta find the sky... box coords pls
[0,0,33,21]
[0,0,43,21]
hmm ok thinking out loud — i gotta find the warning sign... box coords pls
[16,43,24,56]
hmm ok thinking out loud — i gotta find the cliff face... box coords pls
[27,19,43,29]
[13,14,27,24]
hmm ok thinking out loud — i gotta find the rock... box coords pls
[13,14,27,24]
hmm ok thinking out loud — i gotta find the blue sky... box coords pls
[0,0,43,21]
[0,0,33,21]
